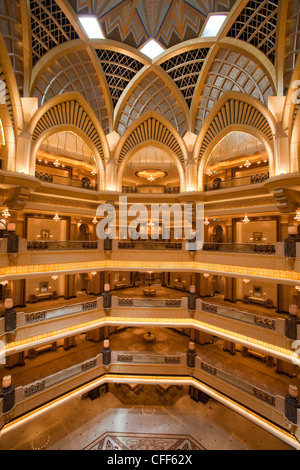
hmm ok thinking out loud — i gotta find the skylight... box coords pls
[79,16,105,39]
[140,39,165,60]
[201,14,227,38]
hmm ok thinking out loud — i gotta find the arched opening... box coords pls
[121,145,181,195]
[203,131,270,191]
[78,223,90,241]
[212,225,224,243]
[34,129,102,191]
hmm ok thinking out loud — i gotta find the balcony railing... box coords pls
[35,171,98,191]
[205,172,269,191]
[27,240,99,251]
[118,241,183,250]
[122,185,181,194]
[203,243,276,255]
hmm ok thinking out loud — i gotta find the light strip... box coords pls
[0,260,299,285]
[4,316,299,366]
[0,374,298,449]
[79,16,105,39]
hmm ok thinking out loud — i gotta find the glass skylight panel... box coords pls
[140,39,165,60]
[79,16,105,39]
[201,14,227,38]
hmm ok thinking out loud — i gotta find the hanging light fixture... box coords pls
[53,213,60,222]
[204,218,210,226]
[147,174,155,183]
[92,217,98,225]
[243,215,250,224]
[294,211,300,222]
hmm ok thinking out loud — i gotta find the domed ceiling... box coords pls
[77,0,237,49]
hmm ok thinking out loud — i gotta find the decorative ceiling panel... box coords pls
[227,0,279,65]
[160,48,210,107]
[96,49,144,108]
[0,0,24,95]
[194,48,275,133]
[30,0,79,66]
[284,0,300,94]
[117,71,187,136]
[92,0,237,50]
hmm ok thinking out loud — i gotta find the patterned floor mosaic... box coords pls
[84,432,206,451]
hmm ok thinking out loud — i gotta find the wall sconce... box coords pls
[51,275,58,281]
[204,218,210,226]
[243,279,250,284]
[53,159,60,167]
[91,271,97,277]
[53,213,60,222]
[203,273,210,278]
[2,209,11,219]
[294,211,300,222]
[243,215,250,224]
[92,217,98,225]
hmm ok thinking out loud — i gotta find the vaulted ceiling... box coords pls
[0,0,299,149]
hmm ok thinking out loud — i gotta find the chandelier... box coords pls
[2,208,10,219]
[204,218,210,226]
[136,169,167,183]
[243,215,250,224]
[53,213,60,222]
[92,217,98,225]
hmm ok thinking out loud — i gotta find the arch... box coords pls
[192,43,276,134]
[197,125,275,191]
[31,124,106,190]
[28,92,110,168]
[114,67,189,137]
[115,111,188,184]
[31,45,111,135]
[117,140,185,193]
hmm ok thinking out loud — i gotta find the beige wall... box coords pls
[27,218,67,241]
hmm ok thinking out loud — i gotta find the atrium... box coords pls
[0,0,300,451]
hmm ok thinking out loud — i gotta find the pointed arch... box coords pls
[115,111,188,191]
[192,41,277,134]
[30,43,112,134]
[28,92,110,177]
[197,125,275,191]
[193,92,277,188]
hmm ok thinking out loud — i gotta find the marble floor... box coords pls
[0,391,293,451]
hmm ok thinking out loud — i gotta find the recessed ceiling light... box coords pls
[79,16,105,39]
[140,39,165,60]
[201,14,227,38]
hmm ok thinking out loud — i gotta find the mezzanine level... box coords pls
[0,290,297,369]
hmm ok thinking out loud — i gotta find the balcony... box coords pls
[35,171,98,191]
[205,172,269,191]
[203,243,276,255]
[0,327,298,447]
[122,185,181,194]
[27,240,99,251]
